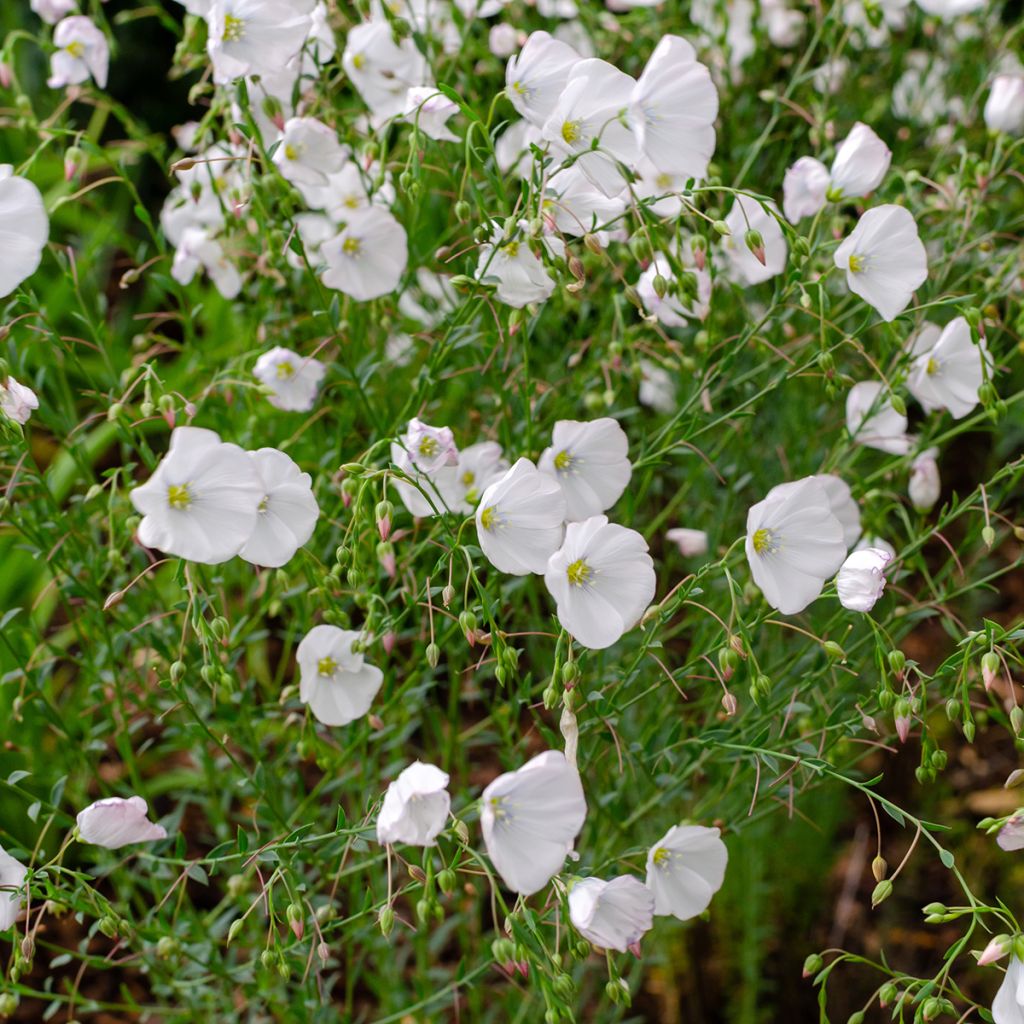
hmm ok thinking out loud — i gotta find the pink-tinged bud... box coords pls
[64,154,78,182]
[693,247,706,271]
[978,934,1012,966]
[290,918,304,940]
[341,488,353,509]
[0,63,11,89]
[377,542,396,578]
[982,651,1001,692]
[375,500,394,541]
[895,715,911,743]
[272,112,285,132]
[161,405,176,428]
[628,941,643,959]
[382,631,397,655]
[368,713,384,730]
[721,692,738,716]
[377,516,391,541]
[514,961,529,979]
[183,401,196,417]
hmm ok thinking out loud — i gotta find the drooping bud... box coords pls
[376,541,396,578]
[871,855,887,881]
[744,229,766,266]
[982,651,1001,691]
[286,902,304,940]
[871,879,893,907]
[978,933,1012,966]
[375,500,393,541]
[802,953,823,977]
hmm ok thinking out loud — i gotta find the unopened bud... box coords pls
[379,906,394,937]
[441,584,455,607]
[982,651,1000,691]
[983,525,996,548]
[375,500,393,540]
[823,641,845,662]
[802,953,823,977]
[871,879,893,907]
[978,934,1012,965]
[871,855,887,881]
[744,229,766,266]
[426,642,440,668]
[711,219,731,237]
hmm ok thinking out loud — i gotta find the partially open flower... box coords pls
[645,825,728,920]
[481,750,587,895]
[666,528,708,557]
[0,845,27,931]
[1,375,40,425]
[909,448,941,511]
[568,875,654,953]
[782,156,829,222]
[846,381,912,455]
[836,547,891,612]
[296,625,384,727]
[48,16,109,89]
[828,122,891,200]
[76,796,168,849]
[376,762,451,847]
[0,165,49,298]
[992,955,1024,1023]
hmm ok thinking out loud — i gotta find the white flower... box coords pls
[993,957,1024,1024]
[48,16,109,89]
[833,205,927,322]
[343,18,429,121]
[836,547,891,612]
[320,207,407,300]
[666,528,708,557]
[171,227,242,299]
[628,35,718,180]
[398,418,458,475]
[481,750,587,896]
[238,448,319,568]
[638,360,676,413]
[909,448,941,511]
[568,876,654,953]
[745,476,847,615]
[506,30,581,128]
[538,418,632,522]
[376,762,450,847]
[782,156,829,222]
[402,87,459,142]
[475,222,554,308]
[542,58,639,197]
[828,122,891,200]
[542,166,627,239]
[76,796,168,849]
[914,0,985,16]
[440,441,508,514]
[32,0,76,23]
[476,458,566,575]
[296,625,384,726]
[985,75,1024,135]
[907,316,990,419]
[0,845,27,931]
[0,167,48,299]
[1,375,40,425]
[273,117,347,187]
[489,23,519,58]
[722,195,788,285]
[495,119,544,177]
[855,535,897,561]
[845,381,912,455]
[206,0,313,84]
[763,474,861,549]
[129,426,263,564]
[253,346,326,412]
[645,824,728,920]
[544,515,656,649]
[997,813,1024,852]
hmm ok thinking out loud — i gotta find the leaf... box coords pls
[186,863,209,886]
[237,827,248,854]
[27,801,41,822]
[6,770,30,786]
[881,803,905,827]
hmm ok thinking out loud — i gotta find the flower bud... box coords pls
[375,500,393,541]
[871,879,893,907]
[441,584,455,607]
[922,997,941,1021]
[823,641,846,662]
[711,219,731,237]
[426,642,440,668]
[982,651,1001,691]
[983,525,996,548]
[286,902,304,940]
[744,229,766,266]
[0,994,18,1017]
[379,906,395,937]
[887,650,906,676]
[871,855,887,881]
[879,982,897,1006]
[978,934,1012,966]
[376,541,396,578]
[802,953,823,977]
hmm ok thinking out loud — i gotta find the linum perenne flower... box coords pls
[48,16,109,89]
[0,845,27,931]
[985,75,1024,135]
[390,418,459,518]
[846,381,912,455]
[76,796,168,848]
[1,375,39,425]
[834,204,927,322]
[476,458,566,575]
[475,221,554,308]
[782,156,830,223]
[31,0,76,24]
[481,750,586,895]
[343,18,430,122]
[272,117,347,187]
[506,30,582,128]
[376,762,450,847]
[0,166,48,298]
[296,625,384,726]
[442,441,508,515]
[666,528,709,557]
[401,87,460,142]
[745,476,847,615]
[568,875,654,953]
[129,427,263,564]
[907,316,991,419]
[253,346,326,412]
[206,0,313,84]
[171,227,242,299]
[319,207,408,301]
[993,957,1024,1024]
[628,35,718,180]
[909,448,941,511]
[836,547,891,612]
[542,58,639,197]
[827,122,892,201]
[238,448,319,568]
[645,825,728,920]
[544,515,656,649]
[538,417,632,522]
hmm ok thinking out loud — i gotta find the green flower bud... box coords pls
[802,953,823,977]
[871,879,893,907]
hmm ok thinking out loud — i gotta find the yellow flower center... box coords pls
[566,558,591,587]
[553,449,573,471]
[926,357,939,376]
[343,195,361,209]
[167,484,191,510]
[66,40,85,58]
[222,14,244,42]
[351,53,365,70]
[561,120,582,145]
[418,436,438,458]
[751,528,773,555]
[652,846,670,867]
[848,253,865,273]
[512,80,526,95]
[501,240,519,258]
[283,143,299,161]
[342,236,361,255]
[480,505,497,530]
[276,361,295,379]
[655,173,673,189]
[317,656,338,677]
[461,471,475,486]
[258,496,269,513]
